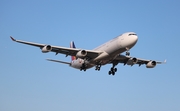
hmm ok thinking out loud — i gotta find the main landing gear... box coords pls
[80,63,86,71]
[95,64,101,71]
[108,67,117,75]
[108,62,118,76]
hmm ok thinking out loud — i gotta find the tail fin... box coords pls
[70,41,76,61]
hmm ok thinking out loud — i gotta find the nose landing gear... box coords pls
[126,51,130,56]
[125,47,130,56]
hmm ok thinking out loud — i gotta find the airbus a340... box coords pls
[10,32,166,75]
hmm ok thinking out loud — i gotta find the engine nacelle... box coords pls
[42,45,52,53]
[127,57,138,66]
[76,50,87,58]
[146,61,156,68]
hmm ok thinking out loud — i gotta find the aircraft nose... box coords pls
[132,35,138,43]
[128,35,138,45]
[125,35,138,48]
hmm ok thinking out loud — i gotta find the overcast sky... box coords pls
[1,0,180,111]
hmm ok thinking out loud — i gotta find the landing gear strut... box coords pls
[125,47,130,56]
[95,64,101,71]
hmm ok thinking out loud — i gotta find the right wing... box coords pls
[10,36,103,59]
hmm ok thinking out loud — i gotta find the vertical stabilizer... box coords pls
[70,41,76,61]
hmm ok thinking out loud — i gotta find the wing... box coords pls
[113,54,166,67]
[10,36,102,59]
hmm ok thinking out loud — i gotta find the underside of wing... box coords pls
[113,54,166,68]
[51,46,102,59]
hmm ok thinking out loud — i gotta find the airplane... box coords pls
[10,32,166,75]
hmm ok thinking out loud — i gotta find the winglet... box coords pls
[10,36,16,41]
[70,41,76,61]
[159,59,167,64]
[164,59,167,63]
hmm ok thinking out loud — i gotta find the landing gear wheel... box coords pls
[112,71,115,75]
[97,67,100,71]
[114,68,117,72]
[111,67,114,71]
[95,65,101,71]
[108,71,112,75]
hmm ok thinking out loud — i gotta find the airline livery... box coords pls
[10,32,166,75]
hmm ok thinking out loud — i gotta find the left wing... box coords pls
[10,36,102,59]
[114,54,166,68]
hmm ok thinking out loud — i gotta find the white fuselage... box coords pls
[70,32,138,69]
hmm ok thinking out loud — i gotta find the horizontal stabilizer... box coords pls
[46,59,71,65]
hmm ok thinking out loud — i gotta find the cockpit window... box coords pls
[128,33,137,36]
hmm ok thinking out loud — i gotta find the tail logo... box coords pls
[70,41,76,61]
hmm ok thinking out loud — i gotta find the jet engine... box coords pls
[42,45,52,53]
[146,61,156,68]
[126,57,138,66]
[76,50,87,58]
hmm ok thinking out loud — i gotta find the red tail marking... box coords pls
[70,41,76,61]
